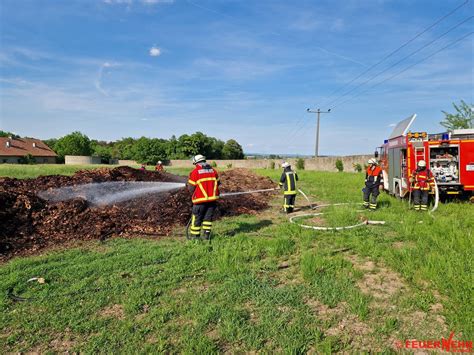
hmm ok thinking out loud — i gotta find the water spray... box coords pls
[38,181,186,206]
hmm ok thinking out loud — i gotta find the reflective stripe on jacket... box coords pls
[412,168,435,190]
[365,166,383,187]
[279,168,298,195]
[188,163,220,204]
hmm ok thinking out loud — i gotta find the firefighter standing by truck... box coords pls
[187,154,220,240]
[363,158,384,210]
[410,160,435,211]
[279,162,298,213]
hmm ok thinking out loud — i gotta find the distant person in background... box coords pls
[187,154,220,240]
[410,160,435,211]
[155,161,164,172]
[363,158,384,210]
[279,162,298,213]
[140,163,146,171]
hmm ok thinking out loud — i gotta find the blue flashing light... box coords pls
[442,133,449,140]
[384,139,389,144]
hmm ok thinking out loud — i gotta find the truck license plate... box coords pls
[466,164,474,171]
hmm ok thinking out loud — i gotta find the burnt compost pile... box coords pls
[0,167,276,259]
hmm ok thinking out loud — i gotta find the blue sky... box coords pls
[0,0,472,155]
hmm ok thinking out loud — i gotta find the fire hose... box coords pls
[408,180,439,214]
[430,179,439,214]
[288,199,386,231]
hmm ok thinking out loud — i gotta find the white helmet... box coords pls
[367,158,378,165]
[281,162,290,168]
[417,160,427,168]
[192,154,206,165]
[158,161,162,164]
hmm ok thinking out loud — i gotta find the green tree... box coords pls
[0,131,19,138]
[91,140,113,163]
[440,100,473,131]
[113,138,136,160]
[222,139,244,159]
[18,154,36,164]
[335,159,344,172]
[133,137,167,165]
[296,158,305,170]
[43,138,58,151]
[54,131,92,157]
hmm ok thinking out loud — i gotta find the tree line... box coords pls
[41,132,244,164]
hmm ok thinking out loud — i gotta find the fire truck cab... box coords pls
[376,114,474,199]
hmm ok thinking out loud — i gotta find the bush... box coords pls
[18,154,36,165]
[335,159,344,172]
[226,163,232,168]
[353,163,362,172]
[269,161,275,169]
[296,158,305,170]
[211,161,217,167]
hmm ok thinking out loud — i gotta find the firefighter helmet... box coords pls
[417,160,427,168]
[281,162,290,168]
[192,154,206,165]
[367,158,378,165]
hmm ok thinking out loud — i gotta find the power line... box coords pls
[327,16,473,107]
[318,0,469,107]
[290,30,473,142]
[290,1,470,142]
[332,31,474,109]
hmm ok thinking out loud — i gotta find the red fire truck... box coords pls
[376,114,474,200]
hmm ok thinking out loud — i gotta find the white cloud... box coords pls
[95,61,118,96]
[149,46,161,57]
[388,123,396,127]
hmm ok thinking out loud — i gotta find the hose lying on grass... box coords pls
[290,191,386,231]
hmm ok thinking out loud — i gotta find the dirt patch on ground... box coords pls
[392,241,416,249]
[0,167,277,260]
[49,337,77,352]
[346,254,406,300]
[98,304,125,320]
[305,299,375,351]
[305,298,346,323]
[346,254,448,343]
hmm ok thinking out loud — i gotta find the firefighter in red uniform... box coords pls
[363,158,384,210]
[410,160,435,211]
[187,154,220,240]
[155,161,164,172]
[279,162,298,213]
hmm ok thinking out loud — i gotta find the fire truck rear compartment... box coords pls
[429,146,460,186]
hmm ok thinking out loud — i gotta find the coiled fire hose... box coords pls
[289,199,386,231]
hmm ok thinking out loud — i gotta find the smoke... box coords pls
[38,181,185,206]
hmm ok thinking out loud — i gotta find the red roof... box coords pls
[0,137,57,157]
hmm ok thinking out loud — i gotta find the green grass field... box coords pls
[1,165,472,352]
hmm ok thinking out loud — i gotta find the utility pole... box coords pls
[306,108,331,157]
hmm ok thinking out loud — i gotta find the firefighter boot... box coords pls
[202,230,211,240]
[201,221,212,240]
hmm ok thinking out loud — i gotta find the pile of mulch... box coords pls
[0,167,276,260]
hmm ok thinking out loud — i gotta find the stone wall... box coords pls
[65,155,102,165]
[168,155,373,172]
[117,160,138,165]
